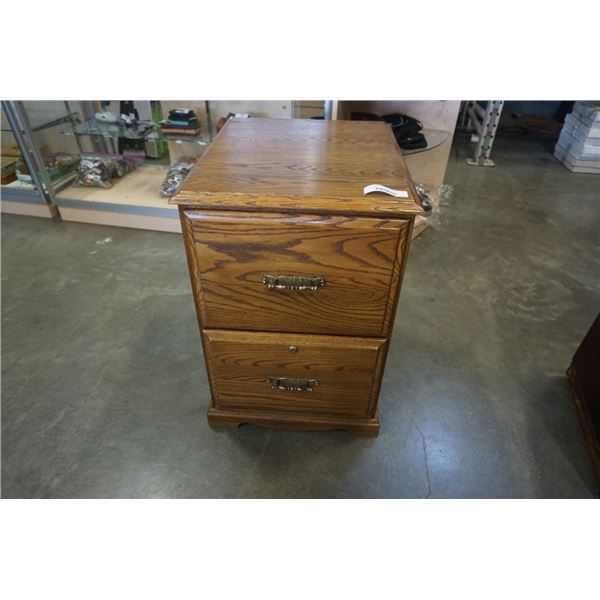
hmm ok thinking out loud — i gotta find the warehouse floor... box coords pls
[2,133,599,498]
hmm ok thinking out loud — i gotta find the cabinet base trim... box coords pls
[207,407,380,437]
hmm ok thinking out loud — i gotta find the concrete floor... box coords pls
[2,133,599,498]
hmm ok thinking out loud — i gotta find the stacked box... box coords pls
[554,101,600,173]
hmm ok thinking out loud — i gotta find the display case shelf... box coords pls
[62,119,212,146]
[148,131,211,146]
[54,164,181,232]
[1,111,78,134]
[3,171,77,196]
[62,120,156,140]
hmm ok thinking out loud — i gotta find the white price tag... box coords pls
[363,184,409,198]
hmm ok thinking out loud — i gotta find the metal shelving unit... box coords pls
[1,101,81,211]
[464,100,504,167]
[1,100,88,217]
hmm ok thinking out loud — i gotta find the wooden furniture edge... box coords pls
[170,191,425,217]
[567,363,600,492]
[381,216,414,336]
[169,119,425,216]
[179,208,218,411]
[207,406,380,437]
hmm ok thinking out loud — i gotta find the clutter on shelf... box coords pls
[159,157,198,197]
[91,108,156,138]
[47,154,80,179]
[15,163,34,184]
[1,156,20,184]
[554,102,600,174]
[14,153,79,186]
[95,111,120,124]
[74,154,136,189]
[350,112,427,150]
[159,108,202,136]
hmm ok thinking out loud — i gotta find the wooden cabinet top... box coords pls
[171,118,424,217]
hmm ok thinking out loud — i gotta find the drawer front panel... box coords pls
[204,330,387,418]
[182,210,409,336]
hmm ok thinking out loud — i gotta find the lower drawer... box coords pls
[203,330,387,418]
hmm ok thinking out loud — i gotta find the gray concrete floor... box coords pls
[2,133,599,498]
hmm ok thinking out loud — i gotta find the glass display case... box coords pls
[53,101,215,232]
[1,101,83,217]
[2,101,329,231]
[1,100,215,229]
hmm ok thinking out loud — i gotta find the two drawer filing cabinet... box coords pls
[172,118,425,436]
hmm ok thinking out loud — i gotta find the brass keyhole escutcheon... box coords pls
[288,345,298,354]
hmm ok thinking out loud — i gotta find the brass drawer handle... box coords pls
[261,275,326,291]
[268,377,319,392]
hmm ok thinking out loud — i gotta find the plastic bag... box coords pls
[47,154,80,178]
[73,155,133,188]
[74,157,113,189]
[159,157,197,197]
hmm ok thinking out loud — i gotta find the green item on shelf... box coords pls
[150,101,169,159]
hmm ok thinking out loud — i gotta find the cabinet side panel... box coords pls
[372,217,415,418]
[179,206,217,409]
[367,338,390,418]
[382,216,414,336]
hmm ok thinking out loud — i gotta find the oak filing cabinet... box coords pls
[171,118,425,436]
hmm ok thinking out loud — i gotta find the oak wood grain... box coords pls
[171,118,424,217]
[182,209,409,337]
[207,406,380,436]
[176,118,419,435]
[382,215,414,335]
[204,330,387,419]
[567,364,600,491]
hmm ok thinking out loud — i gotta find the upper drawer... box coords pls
[181,209,410,336]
